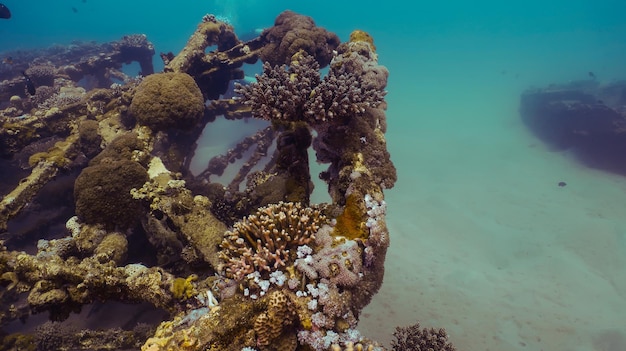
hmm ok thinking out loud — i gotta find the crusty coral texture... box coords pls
[219,201,326,280]
[295,225,363,288]
[391,323,457,351]
[74,159,148,229]
[260,10,340,67]
[130,72,204,131]
[236,51,385,124]
[253,291,296,348]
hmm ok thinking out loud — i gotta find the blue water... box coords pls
[2,0,626,349]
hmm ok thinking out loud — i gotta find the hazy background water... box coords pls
[2,0,625,134]
[2,0,626,349]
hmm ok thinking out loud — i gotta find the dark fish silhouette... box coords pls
[21,71,36,95]
[588,71,596,79]
[0,3,11,19]
[71,7,78,13]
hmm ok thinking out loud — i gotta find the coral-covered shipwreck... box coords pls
[520,79,626,174]
[0,11,455,351]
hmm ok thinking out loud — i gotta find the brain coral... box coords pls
[74,159,148,229]
[130,72,205,132]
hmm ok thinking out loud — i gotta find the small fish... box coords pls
[0,3,11,19]
[2,56,13,65]
[588,71,596,79]
[21,71,36,95]
[71,7,78,13]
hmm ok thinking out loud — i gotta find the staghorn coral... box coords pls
[130,72,205,132]
[236,51,385,124]
[219,201,326,281]
[306,60,386,123]
[391,323,457,351]
[235,51,320,122]
[259,10,340,67]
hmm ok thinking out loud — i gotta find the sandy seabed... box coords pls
[355,92,626,350]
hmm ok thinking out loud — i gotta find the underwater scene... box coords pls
[1,0,626,350]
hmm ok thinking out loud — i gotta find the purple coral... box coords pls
[235,51,386,124]
[305,63,387,122]
[295,225,363,287]
[219,201,326,280]
[391,323,457,351]
[235,52,321,122]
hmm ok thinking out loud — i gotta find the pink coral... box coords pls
[219,201,326,280]
[295,225,363,287]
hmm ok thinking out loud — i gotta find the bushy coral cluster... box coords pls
[219,201,326,281]
[235,52,320,122]
[235,51,386,124]
[306,62,386,122]
[391,323,457,351]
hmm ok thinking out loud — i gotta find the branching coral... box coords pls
[219,201,326,280]
[235,51,385,124]
[391,323,457,351]
[235,52,320,122]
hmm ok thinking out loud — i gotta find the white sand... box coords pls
[186,26,626,350]
[356,83,626,350]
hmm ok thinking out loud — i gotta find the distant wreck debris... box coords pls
[0,10,454,351]
[520,80,626,174]
[0,34,154,108]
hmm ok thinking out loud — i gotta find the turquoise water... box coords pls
[2,0,626,349]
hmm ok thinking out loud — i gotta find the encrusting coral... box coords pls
[259,10,340,67]
[74,158,149,229]
[0,10,457,351]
